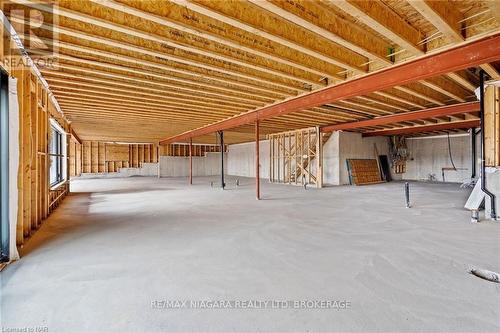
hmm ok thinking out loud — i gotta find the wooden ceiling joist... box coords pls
[327,0,424,55]
[44,76,256,111]
[41,69,264,108]
[248,0,392,65]
[13,0,334,87]
[31,52,279,103]
[11,11,323,89]
[42,62,272,105]
[169,0,367,73]
[89,0,338,79]
[408,0,464,42]
[25,34,301,97]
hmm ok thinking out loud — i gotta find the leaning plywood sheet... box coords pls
[346,159,383,185]
[465,179,484,210]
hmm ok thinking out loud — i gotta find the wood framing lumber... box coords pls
[70,128,82,145]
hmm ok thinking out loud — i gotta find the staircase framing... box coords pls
[268,126,327,188]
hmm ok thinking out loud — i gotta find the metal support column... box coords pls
[471,129,477,179]
[479,70,496,219]
[219,131,225,189]
[255,120,260,200]
[189,138,193,185]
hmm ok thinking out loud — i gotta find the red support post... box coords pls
[255,120,260,200]
[189,138,193,185]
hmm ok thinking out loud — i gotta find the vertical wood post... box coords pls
[189,138,193,185]
[255,120,260,200]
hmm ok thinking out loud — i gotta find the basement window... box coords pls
[49,119,66,187]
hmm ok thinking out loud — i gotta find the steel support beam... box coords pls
[471,129,477,179]
[159,34,500,145]
[321,102,479,132]
[255,120,260,200]
[219,131,225,189]
[362,119,479,137]
[189,138,192,185]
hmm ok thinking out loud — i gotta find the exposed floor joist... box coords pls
[3,0,499,142]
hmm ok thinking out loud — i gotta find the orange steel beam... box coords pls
[362,119,480,137]
[159,33,500,145]
[321,102,479,132]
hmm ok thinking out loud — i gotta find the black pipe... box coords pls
[404,182,410,208]
[219,131,225,189]
[479,70,496,219]
[471,128,476,179]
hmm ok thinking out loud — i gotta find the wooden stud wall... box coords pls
[268,127,324,188]
[69,141,159,175]
[69,142,225,176]
[159,143,224,157]
[1,23,71,246]
[68,138,82,177]
[484,86,500,167]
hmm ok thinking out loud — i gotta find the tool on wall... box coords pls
[389,136,408,174]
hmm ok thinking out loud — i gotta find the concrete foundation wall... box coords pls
[404,134,474,183]
[159,152,226,177]
[484,168,500,220]
[338,132,393,185]
[227,140,270,178]
[322,132,340,185]
[320,132,395,185]
[119,163,158,177]
[225,131,480,187]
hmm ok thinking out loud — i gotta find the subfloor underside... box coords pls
[1,177,499,332]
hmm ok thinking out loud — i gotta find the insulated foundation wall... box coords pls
[159,153,226,177]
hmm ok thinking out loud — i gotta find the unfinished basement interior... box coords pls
[1,1,500,332]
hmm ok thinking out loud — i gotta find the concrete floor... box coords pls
[1,176,499,333]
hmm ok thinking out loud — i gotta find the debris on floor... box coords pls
[469,268,500,283]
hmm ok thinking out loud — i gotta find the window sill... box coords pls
[50,180,67,191]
